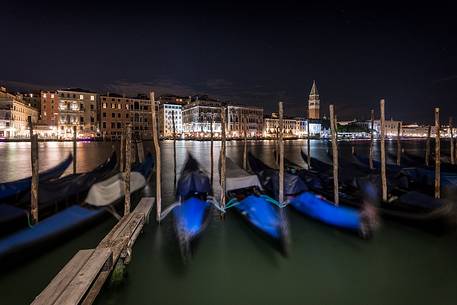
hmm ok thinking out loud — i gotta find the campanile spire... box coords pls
[308,80,320,119]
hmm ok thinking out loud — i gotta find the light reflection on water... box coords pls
[0,140,456,305]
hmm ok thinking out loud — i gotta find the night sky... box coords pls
[2,1,457,123]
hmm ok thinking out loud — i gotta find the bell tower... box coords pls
[308,80,320,119]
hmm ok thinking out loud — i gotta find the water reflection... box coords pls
[1,139,457,305]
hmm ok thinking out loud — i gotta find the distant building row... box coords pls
[334,119,456,138]
[3,83,452,140]
[0,81,325,139]
[1,85,324,140]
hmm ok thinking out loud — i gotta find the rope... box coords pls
[159,202,181,221]
[224,197,240,209]
[259,194,289,208]
[104,206,121,220]
[157,194,289,219]
[206,196,227,213]
[25,211,34,228]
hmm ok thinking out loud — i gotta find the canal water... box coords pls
[0,140,456,305]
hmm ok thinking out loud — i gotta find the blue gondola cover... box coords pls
[0,206,104,260]
[235,195,283,240]
[177,171,211,198]
[173,197,209,240]
[290,192,361,231]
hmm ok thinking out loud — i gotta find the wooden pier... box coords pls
[31,197,155,305]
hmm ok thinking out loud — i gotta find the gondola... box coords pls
[0,154,73,202]
[354,176,457,233]
[172,153,212,260]
[352,152,457,195]
[387,151,418,167]
[301,150,370,185]
[248,152,377,239]
[300,150,332,173]
[349,153,445,195]
[294,154,457,233]
[16,152,118,208]
[351,154,403,175]
[403,151,457,173]
[225,157,289,253]
[85,152,154,207]
[0,153,154,268]
[0,152,118,237]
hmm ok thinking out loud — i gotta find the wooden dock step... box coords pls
[31,248,112,305]
[31,197,155,305]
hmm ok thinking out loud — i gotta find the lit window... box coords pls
[79,95,84,100]
[30,93,33,97]
[118,104,121,109]
[103,103,107,109]
[51,94,54,98]
[90,95,95,101]
[43,94,47,98]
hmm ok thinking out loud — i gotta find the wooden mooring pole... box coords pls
[172,110,177,182]
[220,107,227,216]
[275,127,279,165]
[369,109,374,170]
[450,117,454,165]
[131,135,137,165]
[210,114,214,186]
[329,105,339,205]
[124,124,132,215]
[435,108,441,199]
[278,102,284,204]
[425,125,431,166]
[396,121,402,166]
[29,117,39,224]
[307,120,311,170]
[380,99,387,202]
[243,115,248,170]
[150,92,162,221]
[120,132,125,172]
[73,126,77,174]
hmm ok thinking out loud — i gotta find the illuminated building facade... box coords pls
[159,103,183,137]
[0,87,39,138]
[18,91,41,110]
[263,114,300,138]
[227,105,263,138]
[57,89,98,138]
[182,96,223,137]
[40,91,59,126]
[99,93,153,140]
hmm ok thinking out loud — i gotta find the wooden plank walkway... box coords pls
[31,197,155,305]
